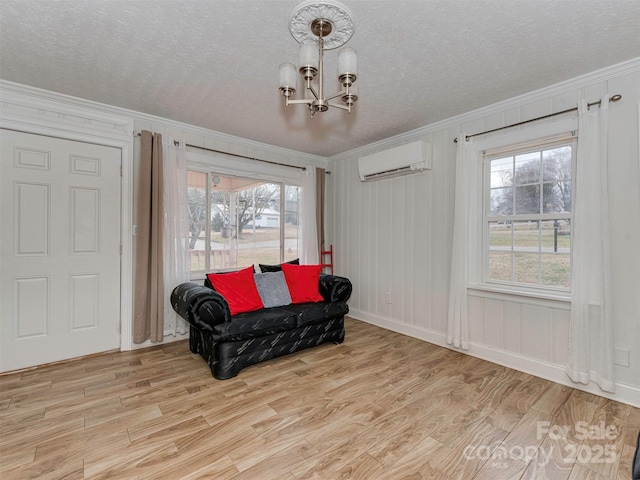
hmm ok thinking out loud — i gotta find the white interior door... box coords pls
[0,129,121,372]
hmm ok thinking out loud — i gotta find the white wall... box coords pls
[327,59,640,406]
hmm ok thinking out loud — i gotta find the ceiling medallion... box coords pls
[288,0,355,50]
[278,0,358,118]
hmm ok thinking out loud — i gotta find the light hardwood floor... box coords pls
[1,317,638,479]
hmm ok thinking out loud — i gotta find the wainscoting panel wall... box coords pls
[327,60,640,406]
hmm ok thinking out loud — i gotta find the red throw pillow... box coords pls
[281,263,324,304]
[206,266,264,316]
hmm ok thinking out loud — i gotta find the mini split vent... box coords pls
[358,140,431,181]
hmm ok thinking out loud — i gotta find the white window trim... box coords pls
[482,135,576,291]
[186,148,305,278]
[186,151,304,278]
[468,118,578,298]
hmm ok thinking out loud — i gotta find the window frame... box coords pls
[186,151,303,280]
[481,134,577,295]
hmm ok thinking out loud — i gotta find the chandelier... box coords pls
[278,0,358,118]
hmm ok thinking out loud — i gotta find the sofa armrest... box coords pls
[171,282,231,332]
[319,274,352,303]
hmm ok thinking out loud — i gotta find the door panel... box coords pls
[1,130,121,371]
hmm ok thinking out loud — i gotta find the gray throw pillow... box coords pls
[253,271,292,308]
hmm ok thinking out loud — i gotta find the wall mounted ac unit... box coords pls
[358,140,431,181]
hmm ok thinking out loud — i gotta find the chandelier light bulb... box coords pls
[278,63,297,90]
[299,40,319,71]
[278,0,358,117]
[338,47,357,80]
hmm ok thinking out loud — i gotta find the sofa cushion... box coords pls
[212,307,298,342]
[281,263,324,304]
[204,265,255,290]
[207,266,264,316]
[275,301,349,328]
[254,271,291,308]
[216,318,346,360]
[259,258,299,273]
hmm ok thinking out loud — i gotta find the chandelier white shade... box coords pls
[278,0,358,118]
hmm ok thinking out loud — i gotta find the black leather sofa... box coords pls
[171,274,352,379]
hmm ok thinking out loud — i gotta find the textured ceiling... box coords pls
[1,0,639,157]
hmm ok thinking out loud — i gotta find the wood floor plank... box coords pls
[520,432,576,479]
[0,444,35,472]
[377,435,452,479]
[83,403,163,431]
[173,424,261,467]
[1,456,84,480]
[0,317,637,479]
[83,441,178,479]
[472,455,528,480]
[230,440,323,480]
[148,454,239,480]
[615,443,636,480]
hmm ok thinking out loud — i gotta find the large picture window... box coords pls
[484,136,576,290]
[187,170,300,277]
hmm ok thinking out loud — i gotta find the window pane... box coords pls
[188,171,208,274]
[513,220,539,250]
[488,221,512,281]
[235,183,281,268]
[490,157,513,188]
[513,221,540,284]
[542,183,559,213]
[210,183,232,270]
[542,146,571,182]
[489,252,512,282]
[514,184,540,214]
[542,146,572,213]
[514,152,540,184]
[489,220,512,248]
[540,219,571,252]
[559,181,571,212]
[541,253,570,288]
[284,185,300,262]
[542,181,572,213]
[514,253,540,285]
[490,187,513,215]
[541,220,570,287]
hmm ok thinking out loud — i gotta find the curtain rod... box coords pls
[133,131,312,171]
[184,142,309,171]
[453,94,622,143]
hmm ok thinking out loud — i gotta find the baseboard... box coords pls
[348,309,640,408]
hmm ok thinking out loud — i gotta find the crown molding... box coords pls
[0,80,133,142]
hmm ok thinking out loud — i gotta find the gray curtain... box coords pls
[315,167,326,256]
[133,131,164,343]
